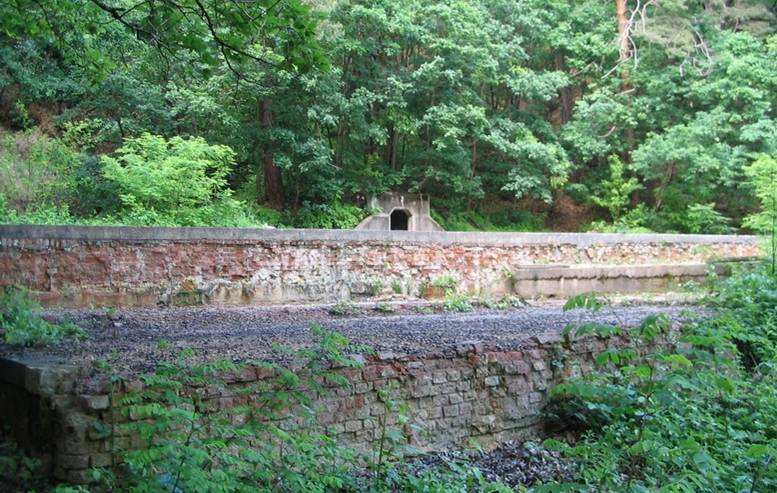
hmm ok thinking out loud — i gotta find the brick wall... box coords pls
[0,330,675,483]
[0,226,762,307]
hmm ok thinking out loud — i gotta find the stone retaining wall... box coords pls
[0,225,761,307]
[0,330,675,483]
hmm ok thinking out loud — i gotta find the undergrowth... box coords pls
[81,325,510,492]
[538,265,777,492]
[0,286,87,347]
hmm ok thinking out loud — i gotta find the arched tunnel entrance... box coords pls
[390,209,410,230]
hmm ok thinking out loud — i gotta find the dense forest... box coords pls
[0,0,775,232]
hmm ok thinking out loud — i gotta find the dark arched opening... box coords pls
[390,209,410,230]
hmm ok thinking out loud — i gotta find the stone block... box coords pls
[484,376,500,387]
[504,361,531,375]
[443,405,459,418]
[59,454,90,470]
[90,453,112,468]
[345,420,363,432]
[80,394,110,411]
[448,393,463,405]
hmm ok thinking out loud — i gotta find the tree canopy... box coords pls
[0,0,775,231]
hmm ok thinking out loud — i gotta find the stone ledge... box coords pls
[512,263,713,281]
[0,224,760,247]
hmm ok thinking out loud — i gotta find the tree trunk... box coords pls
[615,0,631,73]
[259,99,283,209]
[471,139,478,178]
[615,0,631,91]
[614,0,636,157]
[555,53,574,124]
[387,124,398,171]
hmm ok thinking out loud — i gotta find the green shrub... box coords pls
[540,276,777,492]
[481,295,527,310]
[586,204,655,233]
[0,440,50,492]
[0,286,87,347]
[744,154,777,272]
[431,275,458,294]
[101,133,263,227]
[0,193,75,225]
[591,155,642,221]
[675,202,733,234]
[369,279,384,297]
[0,129,80,214]
[744,154,777,235]
[291,201,366,229]
[329,299,360,316]
[705,266,777,367]
[443,293,473,313]
[374,302,395,314]
[432,208,544,232]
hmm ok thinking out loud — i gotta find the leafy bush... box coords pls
[0,286,87,347]
[743,154,777,235]
[0,193,75,225]
[674,202,733,234]
[591,155,641,221]
[443,293,473,313]
[705,266,777,367]
[744,154,777,272]
[431,208,544,232]
[329,299,360,316]
[291,201,366,229]
[374,302,395,314]
[586,204,655,233]
[480,295,527,310]
[431,275,458,294]
[101,134,263,227]
[0,129,80,213]
[0,439,51,492]
[540,275,777,492]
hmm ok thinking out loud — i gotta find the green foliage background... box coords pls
[0,0,774,231]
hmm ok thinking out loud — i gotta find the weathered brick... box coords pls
[443,405,459,417]
[432,371,447,384]
[345,420,363,432]
[448,393,464,404]
[90,453,112,468]
[59,454,90,470]
[484,376,500,387]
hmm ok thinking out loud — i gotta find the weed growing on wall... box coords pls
[328,300,360,316]
[84,325,515,492]
[0,286,87,347]
[443,293,474,313]
[431,275,458,295]
[480,295,527,310]
[93,326,368,491]
[374,302,395,314]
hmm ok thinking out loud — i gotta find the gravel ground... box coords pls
[0,300,699,375]
[408,441,577,487]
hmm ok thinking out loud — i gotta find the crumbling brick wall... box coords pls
[0,226,761,307]
[0,330,675,483]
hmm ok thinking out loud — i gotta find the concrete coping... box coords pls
[0,224,761,247]
[511,263,712,280]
